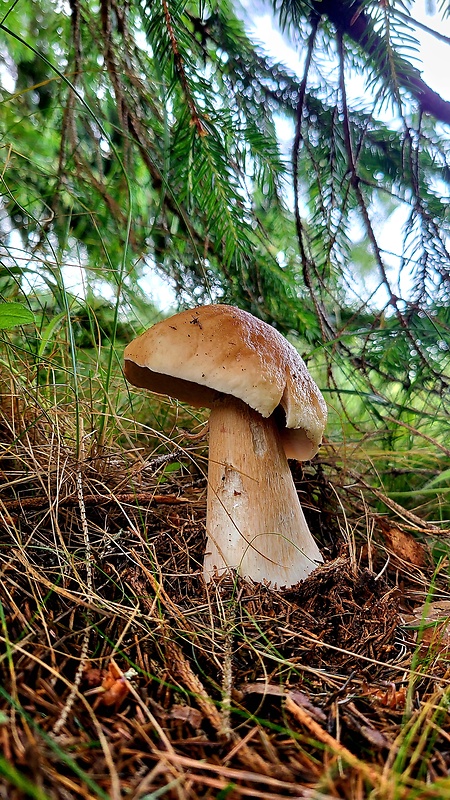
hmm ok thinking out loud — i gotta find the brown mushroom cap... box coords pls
[124,304,327,459]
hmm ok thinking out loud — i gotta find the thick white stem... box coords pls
[204,396,323,587]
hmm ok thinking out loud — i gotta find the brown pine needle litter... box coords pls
[1,379,450,800]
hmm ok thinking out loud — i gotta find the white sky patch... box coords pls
[139,265,177,313]
[414,0,450,101]
[273,113,295,143]
[248,12,305,75]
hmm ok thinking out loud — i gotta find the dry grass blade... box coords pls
[0,376,449,799]
[285,695,380,785]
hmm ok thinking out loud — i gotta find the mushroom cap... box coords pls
[124,304,327,459]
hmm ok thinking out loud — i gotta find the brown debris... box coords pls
[405,600,450,658]
[378,519,428,568]
[0,380,449,799]
[84,661,135,711]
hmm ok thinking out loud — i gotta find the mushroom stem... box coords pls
[204,396,323,587]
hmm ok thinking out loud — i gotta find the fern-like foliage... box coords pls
[136,0,316,328]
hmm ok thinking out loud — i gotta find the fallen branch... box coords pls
[0,492,193,513]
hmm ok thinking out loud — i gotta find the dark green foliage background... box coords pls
[0,0,448,519]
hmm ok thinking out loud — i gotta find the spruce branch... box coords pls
[312,0,450,126]
[160,0,207,136]
[337,31,448,392]
[292,17,331,342]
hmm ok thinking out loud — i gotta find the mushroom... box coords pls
[124,304,327,587]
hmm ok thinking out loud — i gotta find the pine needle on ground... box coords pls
[0,376,449,800]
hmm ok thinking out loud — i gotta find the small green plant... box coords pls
[0,301,34,330]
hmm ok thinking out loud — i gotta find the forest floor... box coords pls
[1,381,450,800]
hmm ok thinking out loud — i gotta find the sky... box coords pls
[414,0,450,102]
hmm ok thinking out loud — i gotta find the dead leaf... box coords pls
[379,521,426,567]
[288,690,327,722]
[84,662,136,711]
[239,683,326,722]
[342,711,391,749]
[405,600,450,655]
[83,665,103,689]
[168,704,203,728]
[240,682,284,697]
[363,682,407,710]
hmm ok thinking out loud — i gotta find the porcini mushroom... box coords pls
[124,304,327,587]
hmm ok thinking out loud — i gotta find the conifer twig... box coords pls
[52,468,93,736]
